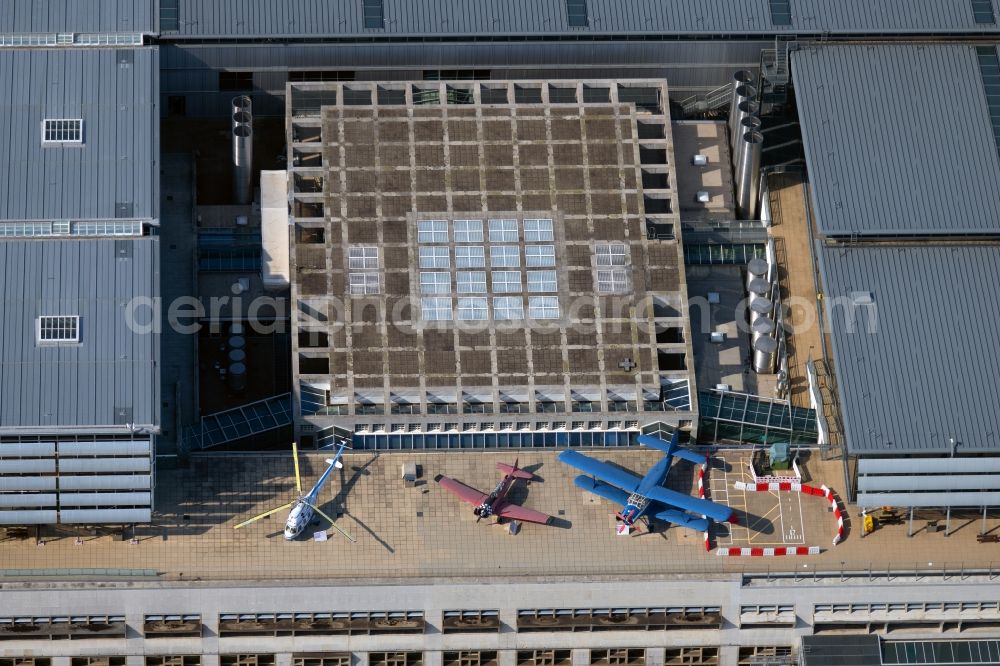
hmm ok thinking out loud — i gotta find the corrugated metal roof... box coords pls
[819,244,1000,455]
[0,47,159,222]
[793,44,1000,236]
[163,0,1000,39]
[0,0,156,35]
[0,238,160,432]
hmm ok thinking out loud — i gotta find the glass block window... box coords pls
[419,246,450,268]
[37,315,80,343]
[454,219,484,243]
[349,272,380,295]
[420,271,451,294]
[596,243,627,266]
[528,296,560,319]
[42,118,83,144]
[456,271,487,294]
[524,218,554,241]
[525,245,556,267]
[489,219,518,242]
[418,220,448,243]
[597,268,629,293]
[490,245,520,267]
[527,270,558,293]
[348,246,379,269]
[457,297,488,320]
[455,245,485,268]
[492,271,522,293]
[421,297,452,321]
[493,296,524,320]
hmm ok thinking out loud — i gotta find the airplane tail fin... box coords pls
[325,458,344,469]
[497,462,534,479]
[638,433,706,465]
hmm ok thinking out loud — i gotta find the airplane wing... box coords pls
[558,450,641,493]
[652,507,710,533]
[437,476,489,506]
[573,475,632,505]
[638,434,706,466]
[496,503,553,525]
[645,485,735,523]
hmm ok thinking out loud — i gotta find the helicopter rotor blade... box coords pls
[233,501,295,529]
[292,441,302,493]
[305,501,356,543]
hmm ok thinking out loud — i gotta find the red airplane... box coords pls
[436,460,554,526]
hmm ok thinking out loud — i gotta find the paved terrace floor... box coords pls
[1,450,998,582]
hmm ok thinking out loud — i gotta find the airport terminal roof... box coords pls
[0,47,159,223]
[0,238,160,433]
[818,244,1000,455]
[793,44,1000,237]
[161,0,1000,40]
[1,0,156,35]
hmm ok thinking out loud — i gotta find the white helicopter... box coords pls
[234,441,355,541]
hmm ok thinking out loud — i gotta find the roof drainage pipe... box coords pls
[729,85,757,156]
[736,129,764,220]
[232,95,253,205]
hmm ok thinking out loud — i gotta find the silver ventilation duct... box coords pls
[752,335,778,374]
[232,95,253,205]
[729,86,758,155]
[728,71,755,130]
[736,129,764,220]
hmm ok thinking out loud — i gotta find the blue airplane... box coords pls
[559,432,735,533]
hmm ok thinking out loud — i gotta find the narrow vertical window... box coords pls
[363,0,385,29]
[566,0,589,27]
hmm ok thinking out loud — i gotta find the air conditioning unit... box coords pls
[696,190,711,203]
[692,154,708,166]
[715,384,731,392]
[710,332,725,343]
[707,292,721,304]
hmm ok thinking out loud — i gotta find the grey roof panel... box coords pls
[820,244,1000,455]
[0,238,160,432]
[0,47,159,222]
[859,457,1000,474]
[857,492,1000,507]
[794,44,1000,236]
[165,0,1000,39]
[0,0,156,34]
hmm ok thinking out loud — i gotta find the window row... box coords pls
[417,218,553,244]
[418,244,555,269]
[421,271,557,294]
[422,296,560,321]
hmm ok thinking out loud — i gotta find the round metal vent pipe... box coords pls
[231,95,253,205]
[736,130,764,220]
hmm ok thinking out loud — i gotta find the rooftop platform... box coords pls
[3,448,1000,582]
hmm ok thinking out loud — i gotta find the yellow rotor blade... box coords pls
[292,441,302,493]
[233,501,294,529]
[306,502,356,543]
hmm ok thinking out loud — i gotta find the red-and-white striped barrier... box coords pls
[733,480,845,547]
[698,463,710,552]
[734,480,802,492]
[717,546,821,557]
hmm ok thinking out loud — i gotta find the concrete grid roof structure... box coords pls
[0,46,160,224]
[792,44,1000,237]
[817,243,1000,455]
[289,79,694,447]
[160,0,1000,39]
[0,238,160,433]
